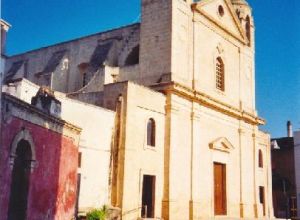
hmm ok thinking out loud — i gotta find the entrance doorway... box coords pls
[259,186,265,216]
[214,162,227,215]
[141,175,156,218]
[8,140,32,220]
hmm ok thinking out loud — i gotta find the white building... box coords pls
[2,0,277,219]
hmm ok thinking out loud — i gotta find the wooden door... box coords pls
[214,163,227,215]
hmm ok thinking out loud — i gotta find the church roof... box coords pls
[231,0,249,6]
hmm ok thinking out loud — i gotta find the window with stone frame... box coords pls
[147,118,156,147]
[216,57,225,91]
[258,150,263,168]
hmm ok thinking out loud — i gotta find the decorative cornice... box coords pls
[151,82,265,126]
[2,93,81,134]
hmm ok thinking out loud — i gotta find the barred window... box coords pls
[216,57,225,91]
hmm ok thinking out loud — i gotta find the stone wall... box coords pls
[111,82,166,220]
[3,79,116,214]
[5,24,140,93]
[162,92,272,219]
[0,94,80,220]
[54,91,116,212]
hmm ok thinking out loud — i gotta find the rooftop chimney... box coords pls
[287,121,293,137]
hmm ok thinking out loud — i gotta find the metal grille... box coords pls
[216,57,224,91]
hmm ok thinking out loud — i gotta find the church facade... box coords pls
[1,0,276,219]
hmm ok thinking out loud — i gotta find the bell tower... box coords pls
[231,0,253,46]
[139,0,193,86]
[230,0,256,111]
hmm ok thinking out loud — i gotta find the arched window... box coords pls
[216,57,225,91]
[245,16,251,44]
[8,139,32,220]
[147,118,156,147]
[258,150,263,168]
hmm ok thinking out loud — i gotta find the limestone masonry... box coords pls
[1,0,277,219]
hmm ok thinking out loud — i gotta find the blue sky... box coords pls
[2,0,299,138]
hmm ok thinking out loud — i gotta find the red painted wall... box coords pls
[0,116,78,220]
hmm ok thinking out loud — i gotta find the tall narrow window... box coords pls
[78,152,82,168]
[258,150,263,168]
[82,73,88,87]
[147,118,156,147]
[246,16,251,44]
[216,57,225,91]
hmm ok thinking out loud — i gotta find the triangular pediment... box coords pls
[192,0,248,44]
[209,137,234,153]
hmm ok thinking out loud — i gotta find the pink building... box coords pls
[0,91,81,220]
